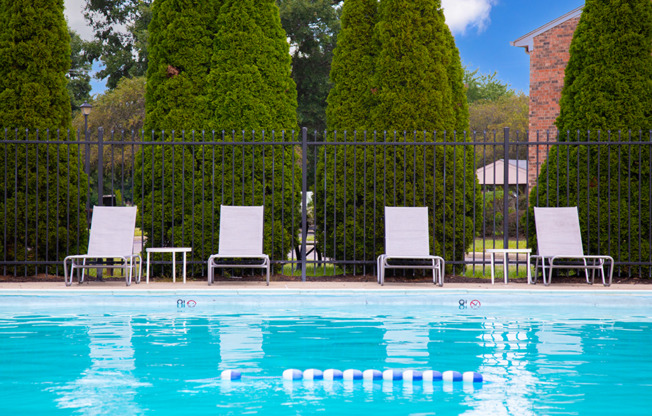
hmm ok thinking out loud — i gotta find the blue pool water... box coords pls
[1,290,651,415]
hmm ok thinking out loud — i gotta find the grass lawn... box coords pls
[471,238,528,251]
[282,263,344,277]
[462,264,531,279]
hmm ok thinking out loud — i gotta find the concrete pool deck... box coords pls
[1,280,650,290]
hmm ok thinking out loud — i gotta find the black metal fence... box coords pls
[1,127,650,279]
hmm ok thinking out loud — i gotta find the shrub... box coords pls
[0,0,88,275]
[528,0,652,276]
[136,0,300,276]
[317,0,480,273]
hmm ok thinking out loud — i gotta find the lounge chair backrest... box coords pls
[534,206,585,257]
[218,205,265,256]
[384,207,430,257]
[87,206,137,257]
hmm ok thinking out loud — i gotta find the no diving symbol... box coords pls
[459,299,481,310]
[177,299,197,308]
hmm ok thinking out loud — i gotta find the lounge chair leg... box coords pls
[542,258,549,286]
[583,258,592,285]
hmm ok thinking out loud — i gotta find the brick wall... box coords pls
[527,16,580,187]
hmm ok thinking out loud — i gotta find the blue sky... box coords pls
[451,0,585,94]
[65,0,586,97]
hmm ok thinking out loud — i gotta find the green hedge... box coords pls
[528,0,652,276]
[134,131,300,274]
[314,132,480,273]
[0,0,88,274]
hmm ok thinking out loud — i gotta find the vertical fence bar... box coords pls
[503,127,509,253]
[300,127,308,282]
[97,128,104,207]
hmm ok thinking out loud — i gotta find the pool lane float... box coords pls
[343,369,363,380]
[382,369,403,381]
[323,369,343,380]
[442,371,463,382]
[422,370,443,381]
[281,368,482,383]
[303,369,323,380]
[363,369,382,380]
[282,369,303,380]
[402,370,423,381]
[463,371,483,383]
[220,370,241,380]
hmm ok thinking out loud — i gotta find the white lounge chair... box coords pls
[377,207,444,286]
[64,206,142,286]
[532,206,614,286]
[207,206,270,285]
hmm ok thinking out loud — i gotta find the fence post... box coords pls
[300,127,308,282]
[97,127,104,207]
[503,127,510,251]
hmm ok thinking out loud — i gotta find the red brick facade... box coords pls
[512,6,582,187]
[527,16,580,186]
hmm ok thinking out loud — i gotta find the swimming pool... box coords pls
[1,290,651,415]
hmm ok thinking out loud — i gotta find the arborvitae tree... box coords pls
[135,0,221,272]
[0,0,88,275]
[372,0,454,131]
[208,0,297,131]
[316,0,479,274]
[145,0,217,132]
[326,0,378,131]
[137,0,299,275]
[185,0,301,270]
[528,0,652,276]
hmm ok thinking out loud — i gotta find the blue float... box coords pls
[442,371,463,382]
[363,369,383,380]
[220,370,241,380]
[463,371,483,383]
[402,370,423,381]
[303,369,323,380]
[282,369,303,381]
[422,370,443,382]
[343,369,363,380]
[323,369,343,380]
[382,369,403,381]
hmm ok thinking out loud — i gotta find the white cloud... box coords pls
[64,0,94,40]
[442,0,496,35]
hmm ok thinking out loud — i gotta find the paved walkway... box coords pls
[1,280,650,291]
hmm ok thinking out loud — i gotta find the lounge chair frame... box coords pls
[531,206,614,286]
[63,206,142,286]
[207,206,270,285]
[377,207,444,286]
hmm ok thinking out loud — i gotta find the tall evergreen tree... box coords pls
[317,0,478,274]
[372,0,454,131]
[529,0,652,276]
[0,0,88,274]
[0,0,71,128]
[326,0,378,131]
[194,0,300,268]
[136,0,220,273]
[145,0,218,132]
[136,0,300,274]
[208,0,297,131]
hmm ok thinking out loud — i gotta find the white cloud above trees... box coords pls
[442,0,496,34]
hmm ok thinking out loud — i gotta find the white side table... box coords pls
[486,248,532,284]
[146,247,192,284]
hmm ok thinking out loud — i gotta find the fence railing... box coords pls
[1,127,650,280]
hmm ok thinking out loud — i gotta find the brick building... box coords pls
[511,6,583,186]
